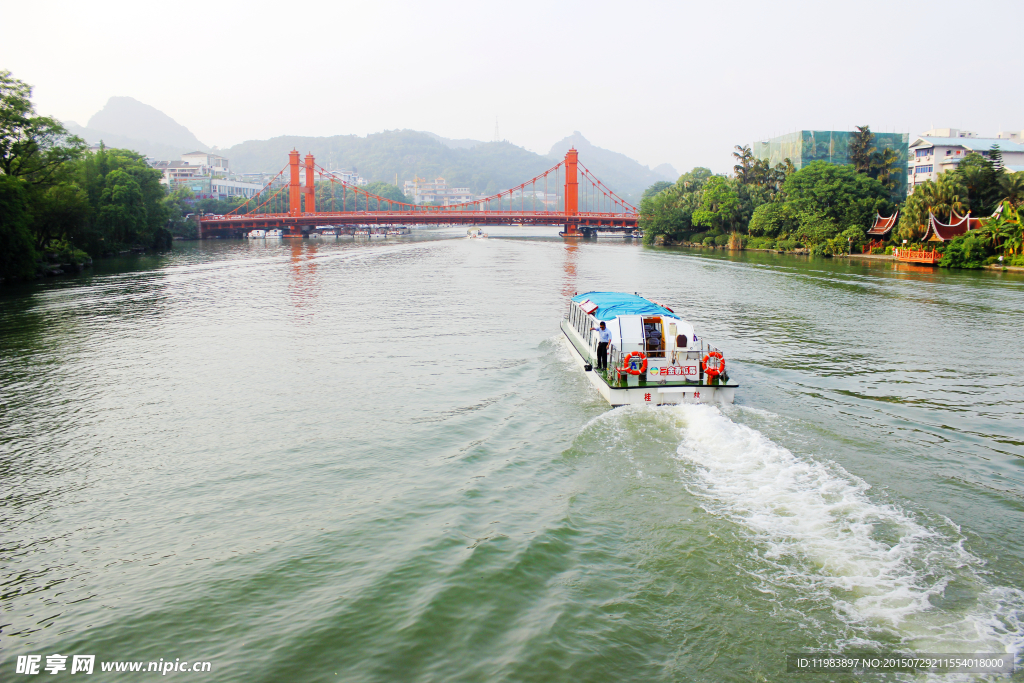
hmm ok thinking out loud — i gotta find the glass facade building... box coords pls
[752,131,909,200]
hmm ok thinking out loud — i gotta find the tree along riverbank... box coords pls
[650,241,1024,273]
[639,126,1024,270]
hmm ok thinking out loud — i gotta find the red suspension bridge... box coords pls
[196,149,638,239]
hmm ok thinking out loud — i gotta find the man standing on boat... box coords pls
[592,321,611,371]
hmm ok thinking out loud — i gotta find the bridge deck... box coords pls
[197,211,639,237]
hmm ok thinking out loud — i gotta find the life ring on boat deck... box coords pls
[702,351,725,378]
[621,351,648,376]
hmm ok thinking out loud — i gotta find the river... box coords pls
[2,227,1022,682]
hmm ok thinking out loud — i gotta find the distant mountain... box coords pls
[223,130,552,197]
[225,130,671,201]
[546,132,675,201]
[65,98,674,200]
[421,131,486,150]
[653,163,680,181]
[64,96,208,159]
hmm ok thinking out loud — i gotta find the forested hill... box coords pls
[223,130,676,201]
[223,130,551,197]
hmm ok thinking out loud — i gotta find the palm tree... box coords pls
[873,148,900,191]
[733,145,755,184]
[1000,172,1024,207]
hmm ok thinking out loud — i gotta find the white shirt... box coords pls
[595,327,611,343]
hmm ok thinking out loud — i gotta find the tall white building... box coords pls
[907,128,1024,192]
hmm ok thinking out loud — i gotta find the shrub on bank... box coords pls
[939,233,989,268]
[747,237,776,250]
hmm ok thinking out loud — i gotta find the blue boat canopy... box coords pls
[571,292,675,321]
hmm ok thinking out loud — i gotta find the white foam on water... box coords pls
[666,403,1024,657]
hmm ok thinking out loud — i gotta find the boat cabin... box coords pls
[565,292,702,382]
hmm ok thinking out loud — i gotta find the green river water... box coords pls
[1,227,1022,682]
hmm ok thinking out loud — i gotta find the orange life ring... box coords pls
[702,351,725,378]
[622,351,648,376]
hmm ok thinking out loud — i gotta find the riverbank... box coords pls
[657,242,1024,273]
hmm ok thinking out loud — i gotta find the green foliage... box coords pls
[783,161,891,231]
[870,246,885,254]
[31,182,90,249]
[795,211,840,244]
[746,236,776,250]
[956,150,1002,216]
[0,174,37,280]
[43,239,91,265]
[939,233,990,269]
[748,202,794,237]
[733,145,793,196]
[713,234,730,246]
[848,126,876,174]
[0,70,85,185]
[841,226,867,247]
[97,169,147,245]
[641,181,673,202]
[639,170,712,244]
[1001,172,1024,207]
[777,239,800,251]
[692,176,741,232]
[70,147,170,253]
[362,181,409,204]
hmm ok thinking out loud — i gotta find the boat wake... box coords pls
[591,403,1024,660]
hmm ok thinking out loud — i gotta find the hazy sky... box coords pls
[3,0,1021,174]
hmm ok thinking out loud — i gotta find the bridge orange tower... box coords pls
[196,149,638,239]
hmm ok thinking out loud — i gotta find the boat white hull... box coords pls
[562,330,735,407]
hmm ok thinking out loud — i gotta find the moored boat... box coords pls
[561,292,737,406]
[248,230,267,239]
[265,229,284,238]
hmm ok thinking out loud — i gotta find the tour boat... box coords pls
[561,292,737,406]
[320,229,337,236]
[467,228,488,239]
[248,230,266,239]
[355,228,370,237]
[265,229,284,238]
[632,229,642,239]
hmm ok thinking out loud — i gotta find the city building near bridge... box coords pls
[752,130,909,200]
[211,179,262,199]
[403,177,474,205]
[152,160,202,185]
[181,151,229,175]
[908,128,1024,192]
